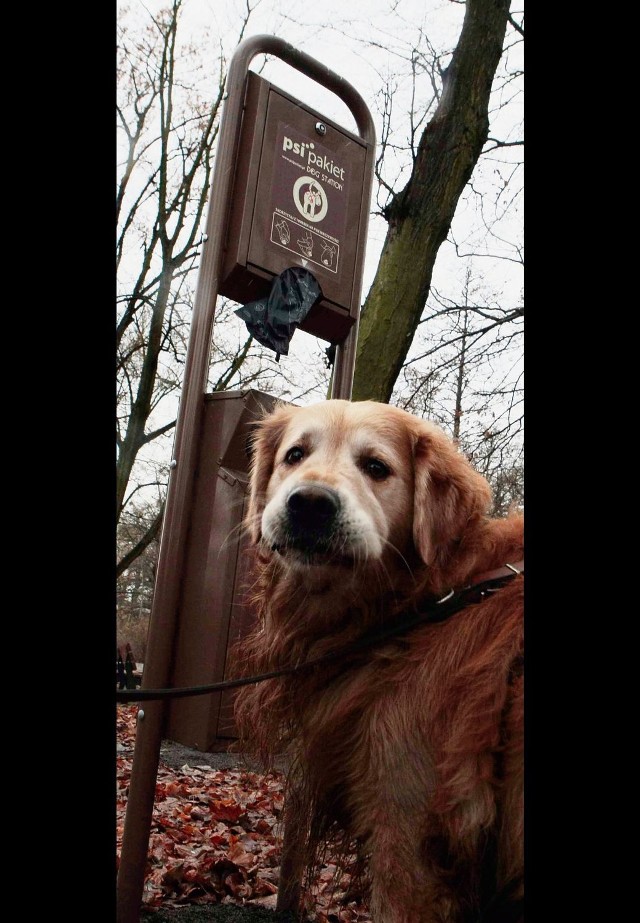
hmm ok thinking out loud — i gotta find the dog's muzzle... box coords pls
[285,483,340,551]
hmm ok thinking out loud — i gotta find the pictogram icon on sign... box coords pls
[293,177,328,223]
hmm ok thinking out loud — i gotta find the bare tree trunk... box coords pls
[117,268,174,520]
[117,0,229,543]
[116,503,165,580]
[452,306,468,442]
[353,0,510,403]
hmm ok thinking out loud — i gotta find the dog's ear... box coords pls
[246,404,294,543]
[412,422,492,566]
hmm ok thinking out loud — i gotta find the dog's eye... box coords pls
[362,457,390,480]
[284,446,305,465]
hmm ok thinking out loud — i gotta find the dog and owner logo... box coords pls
[269,127,347,274]
[295,178,326,221]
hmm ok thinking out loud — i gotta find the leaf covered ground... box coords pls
[116,705,371,921]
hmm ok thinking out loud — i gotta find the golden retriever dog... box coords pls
[234,399,523,922]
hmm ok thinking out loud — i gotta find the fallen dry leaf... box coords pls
[116,703,371,919]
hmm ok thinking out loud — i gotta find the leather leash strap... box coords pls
[116,560,524,703]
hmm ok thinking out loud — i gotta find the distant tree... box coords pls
[398,265,523,510]
[116,497,161,624]
[116,0,262,570]
[353,0,522,404]
[487,462,523,517]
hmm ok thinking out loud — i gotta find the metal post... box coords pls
[116,35,375,923]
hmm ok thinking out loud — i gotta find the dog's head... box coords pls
[246,400,491,583]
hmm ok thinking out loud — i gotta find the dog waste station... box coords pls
[220,71,370,344]
[116,35,375,923]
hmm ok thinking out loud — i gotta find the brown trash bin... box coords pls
[163,388,281,750]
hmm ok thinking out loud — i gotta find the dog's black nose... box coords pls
[286,484,340,540]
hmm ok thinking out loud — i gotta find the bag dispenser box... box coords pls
[219,72,370,344]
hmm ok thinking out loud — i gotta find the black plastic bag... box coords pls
[235,266,322,359]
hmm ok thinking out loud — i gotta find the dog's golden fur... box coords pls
[234,399,523,922]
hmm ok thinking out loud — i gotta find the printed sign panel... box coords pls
[267,122,349,275]
[246,87,367,312]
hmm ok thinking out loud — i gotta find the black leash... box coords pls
[116,569,522,703]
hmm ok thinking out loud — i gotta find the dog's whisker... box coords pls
[216,517,255,557]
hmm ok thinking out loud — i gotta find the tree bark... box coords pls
[352,0,510,403]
